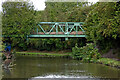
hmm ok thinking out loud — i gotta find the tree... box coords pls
[84,2,120,53]
[36,2,90,22]
[2,1,35,50]
[85,2,120,40]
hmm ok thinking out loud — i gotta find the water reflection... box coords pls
[32,75,92,78]
[1,56,120,80]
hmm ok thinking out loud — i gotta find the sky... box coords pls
[0,0,99,12]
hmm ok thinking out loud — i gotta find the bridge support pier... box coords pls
[65,37,68,41]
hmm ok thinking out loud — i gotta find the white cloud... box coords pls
[88,0,99,2]
[31,0,46,11]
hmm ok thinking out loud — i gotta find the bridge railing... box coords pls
[33,22,85,35]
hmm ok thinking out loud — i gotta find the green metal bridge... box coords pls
[28,22,86,40]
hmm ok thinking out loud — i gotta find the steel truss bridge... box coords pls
[28,22,86,40]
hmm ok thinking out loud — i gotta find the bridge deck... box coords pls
[28,34,86,38]
[36,31,83,35]
[29,31,85,38]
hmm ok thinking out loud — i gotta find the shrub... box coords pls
[72,43,101,63]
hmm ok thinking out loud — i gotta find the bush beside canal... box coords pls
[72,43,101,63]
[97,58,120,68]
[71,43,120,69]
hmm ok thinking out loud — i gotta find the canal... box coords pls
[1,55,120,80]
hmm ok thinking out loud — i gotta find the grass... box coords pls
[97,58,120,68]
[16,52,72,57]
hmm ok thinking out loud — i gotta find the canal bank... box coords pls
[16,52,71,58]
[16,52,120,69]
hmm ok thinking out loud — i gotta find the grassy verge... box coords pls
[97,58,120,68]
[16,52,72,57]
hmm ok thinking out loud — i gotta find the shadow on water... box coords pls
[1,55,120,80]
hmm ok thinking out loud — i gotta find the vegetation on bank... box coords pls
[71,43,120,68]
[72,43,101,63]
[27,38,86,51]
[97,58,120,68]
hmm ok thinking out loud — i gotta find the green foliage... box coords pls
[27,38,86,51]
[85,2,120,40]
[2,2,35,50]
[2,2,35,36]
[35,2,91,22]
[72,43,101,63]
[84,2,120,54]
[97,58,120,68]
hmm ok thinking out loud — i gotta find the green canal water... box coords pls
[0,55,120,80]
